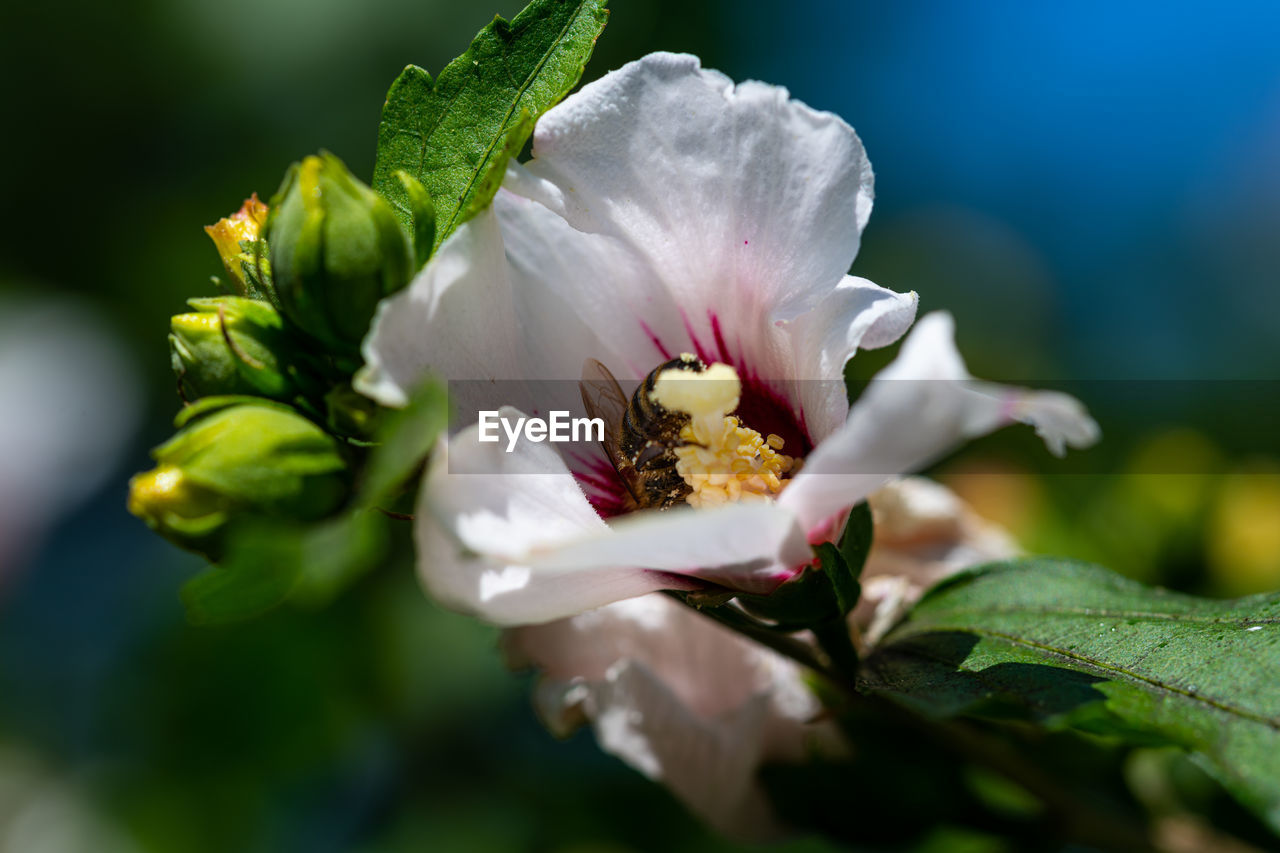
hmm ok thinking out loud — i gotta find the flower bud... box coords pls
[127,400,350,557]
[169,297,298,401]
[268,152,411,350]
[204,195,272,299]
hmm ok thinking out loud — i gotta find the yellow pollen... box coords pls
[649,362,799,508]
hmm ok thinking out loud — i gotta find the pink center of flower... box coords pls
[577,356,812,520]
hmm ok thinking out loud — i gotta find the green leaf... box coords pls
[181,512,389,625]
[372,0,608,255]
[863,558,1280,832]
[837,498,873,579]
[814,542,860,617]
[181,525,304,624]
[359,378,448,508]
[288,511,389,606]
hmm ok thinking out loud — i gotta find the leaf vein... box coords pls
[439,1,590,239]
[913,606,1280,625]
[968,627,1280,730]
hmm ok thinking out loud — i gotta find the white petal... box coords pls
[418,510,678,625]
[591,661,778,838]
[966,380,1102,457]
[783,275,919,443]
[511,52,875,358]
[417,416,677,624]
[496,183,920,459]
[357,207,524,410]
[434,414,605,556]
[524,502,810,593]
[419,412,809,623]
[507,596,772,718]
[495,186,685,383]
[505,594,836,839]
[779,312,1099,533]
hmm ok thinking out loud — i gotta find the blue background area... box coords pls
[730,1,1280,379]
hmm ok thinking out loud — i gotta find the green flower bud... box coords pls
[128,399,350,557]
[169,297,298,401]
[268,152,411,350]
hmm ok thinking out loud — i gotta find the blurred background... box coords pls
[2,1,1279,850]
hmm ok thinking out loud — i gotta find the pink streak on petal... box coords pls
[681,310,717,366]
[572,455,632,519]
[709,313,732,365]
[638,320,673,361]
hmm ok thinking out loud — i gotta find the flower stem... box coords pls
[664,592,838,680]
[810,619,859,681]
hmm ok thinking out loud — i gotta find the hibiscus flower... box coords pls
[358,51,1098,626]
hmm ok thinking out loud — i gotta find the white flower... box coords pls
[358,51,1099,626]
[358,50,1099,839]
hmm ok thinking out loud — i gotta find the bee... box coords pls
[579,354,707,510]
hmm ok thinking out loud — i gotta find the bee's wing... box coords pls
[579,358,628,470]
[579,358,643,503]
